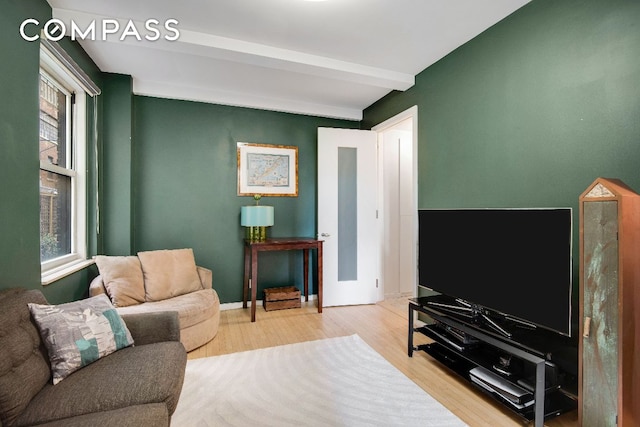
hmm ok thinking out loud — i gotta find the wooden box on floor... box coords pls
[263,286,301,311]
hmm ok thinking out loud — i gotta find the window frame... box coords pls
[39,44,91,284]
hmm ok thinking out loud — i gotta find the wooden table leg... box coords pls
[243,244,250,309]
[317,242,323,313]
[250,246,258,322]
[303,248,309,302]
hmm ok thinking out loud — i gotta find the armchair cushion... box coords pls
[95,255,145,307]
[28,294,134,385]
[13,341,186,427]
[137,248,202,301]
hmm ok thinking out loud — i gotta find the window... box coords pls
[39,70,74,262]
[39,41,96,283]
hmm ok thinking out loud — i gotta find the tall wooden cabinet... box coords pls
[579,178,640,427]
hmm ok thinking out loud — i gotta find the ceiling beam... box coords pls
[135,79,364,120]
[176,29,415,91]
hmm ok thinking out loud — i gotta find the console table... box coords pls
[243,238,323,322]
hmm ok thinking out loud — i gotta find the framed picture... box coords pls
[237,142,298,197]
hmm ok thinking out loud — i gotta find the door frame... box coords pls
[371,105,419,299]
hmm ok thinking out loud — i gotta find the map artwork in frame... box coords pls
[237,142,298,197]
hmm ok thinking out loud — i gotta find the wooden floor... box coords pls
[188,297,578,427]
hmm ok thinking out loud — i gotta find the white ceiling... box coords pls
[47,0,530,120]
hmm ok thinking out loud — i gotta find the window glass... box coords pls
[40,173,71,261]
[338,147,358,281]
[39,74,68,168]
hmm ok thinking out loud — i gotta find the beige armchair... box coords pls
[90,248,220,352]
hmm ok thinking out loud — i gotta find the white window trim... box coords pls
[41,258,95,286]
[39,44,90,284]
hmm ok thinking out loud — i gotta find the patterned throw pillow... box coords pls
[28,294,134,385]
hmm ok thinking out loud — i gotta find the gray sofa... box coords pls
[0,288,187,427]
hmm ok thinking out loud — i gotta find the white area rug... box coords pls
[172,334,467,426]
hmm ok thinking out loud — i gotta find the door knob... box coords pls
[320,233,331,237]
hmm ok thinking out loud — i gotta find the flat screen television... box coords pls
[418,208,573,337]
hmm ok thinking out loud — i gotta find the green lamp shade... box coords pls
[241,206,274,226]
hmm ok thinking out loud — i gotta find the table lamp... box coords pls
[241,205,274,242]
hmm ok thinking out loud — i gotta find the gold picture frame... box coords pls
[237,142,299,197]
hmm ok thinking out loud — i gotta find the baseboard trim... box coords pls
[220,294,317,311]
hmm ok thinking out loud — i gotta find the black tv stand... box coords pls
[409,296,576,427]
[426,298,514,338]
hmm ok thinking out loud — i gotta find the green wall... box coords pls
[132,97,357,302]
[362,0,640,337]
[0,0,103,304]
[0,0,47,291]
[363,0,640,205]
[101,74,134,255]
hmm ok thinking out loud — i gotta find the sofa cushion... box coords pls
[28,294,134,385]
[138,248,202,302]
[0,289,52,427]
[115,289,217,329]
[13,341,186,427]
[25,404,170,427]
[95,255,145,307]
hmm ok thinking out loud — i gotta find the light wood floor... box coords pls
[188,297,578,427]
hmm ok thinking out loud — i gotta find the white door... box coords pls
[317,127,379,307]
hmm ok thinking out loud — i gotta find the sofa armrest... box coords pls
[121,311,181,346]
[196,266,212,289]
[89,275,107,297]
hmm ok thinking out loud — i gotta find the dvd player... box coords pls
[469,366,533,405]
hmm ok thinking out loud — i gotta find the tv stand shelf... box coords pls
[409,296,576,427]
